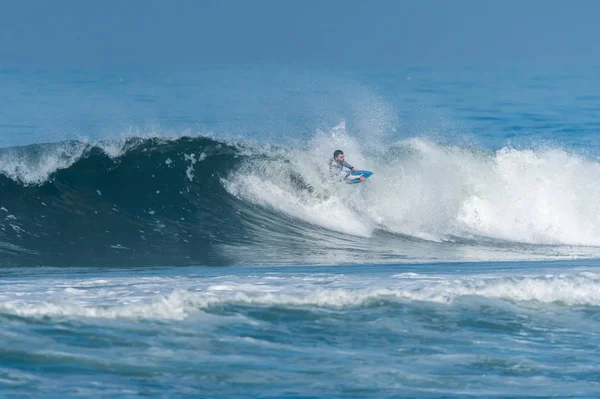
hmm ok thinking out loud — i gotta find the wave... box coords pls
[3,125,600,266]
[3,272,600,321]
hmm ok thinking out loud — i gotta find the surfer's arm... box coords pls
[342,161,354,170]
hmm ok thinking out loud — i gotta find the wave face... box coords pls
[3,125,600,267]
[0,136,247,266]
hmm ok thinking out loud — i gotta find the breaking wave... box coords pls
[3,124,600,266]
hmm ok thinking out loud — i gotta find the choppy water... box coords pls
[2,66,600,397]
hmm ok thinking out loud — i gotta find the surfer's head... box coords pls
[333,150,344,162]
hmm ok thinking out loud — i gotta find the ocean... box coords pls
[1,65,600,397]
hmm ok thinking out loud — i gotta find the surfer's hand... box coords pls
[359,176,366,182]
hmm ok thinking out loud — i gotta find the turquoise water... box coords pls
[2,66,600,397]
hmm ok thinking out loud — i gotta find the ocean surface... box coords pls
[2,65,600,397]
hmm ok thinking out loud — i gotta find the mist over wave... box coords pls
[2,123,600,267]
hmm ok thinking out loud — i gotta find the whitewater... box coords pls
[2,66,600,397]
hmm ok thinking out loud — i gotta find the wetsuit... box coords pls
[329,158,354,180]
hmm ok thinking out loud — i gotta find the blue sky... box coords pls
[1,0,598,66]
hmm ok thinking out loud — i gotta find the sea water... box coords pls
[1,66,600,397]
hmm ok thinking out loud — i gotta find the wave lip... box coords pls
[0,141,91,185]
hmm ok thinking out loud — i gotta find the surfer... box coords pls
[329,150,366,182]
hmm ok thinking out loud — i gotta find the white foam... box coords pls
[381,140,600,246]
[223,122,600,247]
[0,291,191,320]
[184,153,197,181]
[2,270,600,322]
[454,147,600,245]
[0,141,90,185]
[224,174,372,236]
[0,133,199,185]
[95,138,143,159]
[182,273,600,308]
